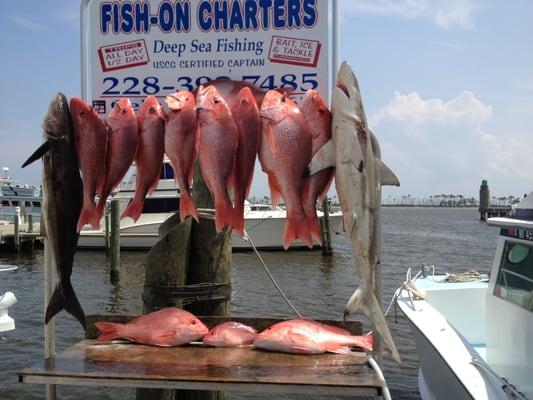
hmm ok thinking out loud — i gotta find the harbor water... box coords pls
[0,207,499,399]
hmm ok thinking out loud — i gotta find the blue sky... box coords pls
[1,0,532,199]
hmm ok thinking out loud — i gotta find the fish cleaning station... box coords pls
[18,1,400,399]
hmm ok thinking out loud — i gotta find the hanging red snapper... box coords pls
[196,85,239,233]
[194,79,269,108]
[259,91,313,249]
[70,97,108,232]
[253,319,373,354]
[121,96,165,222]
[164,91,199,222]
[96,98,139,221]
[230,87,261,236]
[202,321,257,347]
[95,307,209,346]
[299,90,334,244]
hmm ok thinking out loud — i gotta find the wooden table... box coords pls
[19,316,381,397]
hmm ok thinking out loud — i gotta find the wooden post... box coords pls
[137,164,230,400]
[180,164,231,400]
[104,202,110,257]
[109,199,120,284]
[320,197,332,255]
[14,207,20,252]
[28,214,33,233]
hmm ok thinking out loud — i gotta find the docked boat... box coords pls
[0,167,41,224]
[397,191,533,399]
[78,162,342,250]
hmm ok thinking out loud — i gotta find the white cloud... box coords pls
[7,15,47,31]
[372,90,492,127]
[54,1,80,28]
[341,0,483,30]
[371,90,533,197]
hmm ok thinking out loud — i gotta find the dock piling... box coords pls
[320,198,332,255]
[104,201,110,258]
[28,214,33,233]
[109,199,120,284]
[14,207,20,252]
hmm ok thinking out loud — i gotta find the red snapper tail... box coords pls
[77,201,100,232]
[283,210,313,250]
[179,193,199,222]
[121,197,144,222]
[95,322,125,342]
[214,196,236,233]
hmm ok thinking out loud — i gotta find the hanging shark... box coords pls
[308,61,401,363]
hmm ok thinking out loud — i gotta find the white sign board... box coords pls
[82,0,330,113]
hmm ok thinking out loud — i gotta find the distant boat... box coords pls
[78,160,342,250]
[397,191,533,399]
[0,167,41,224]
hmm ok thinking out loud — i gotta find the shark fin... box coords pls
[307,139,336,176]
[22,140,51,167]
[377,159,400,186]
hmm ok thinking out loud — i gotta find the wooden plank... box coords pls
[19,339,379,396]
[85,315,363,340]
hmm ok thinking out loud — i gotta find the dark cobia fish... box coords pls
[22,93,85,329]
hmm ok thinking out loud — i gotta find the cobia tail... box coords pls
[22,93,86,329]
[308,61,401,363]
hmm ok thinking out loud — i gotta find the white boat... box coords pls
[0,167,42,224]
[0,265,17,333]
[397,191,533,399]
[78,162,342,250]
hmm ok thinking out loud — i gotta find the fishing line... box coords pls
[243,228,302,318]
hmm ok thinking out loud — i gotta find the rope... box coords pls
[243,228,302,318]
[445,269,481,282]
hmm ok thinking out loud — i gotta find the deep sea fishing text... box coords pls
[100,0,318,34]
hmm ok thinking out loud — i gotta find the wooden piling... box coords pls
[109,199,120,284]
[104,203,110,258]
[136,163,230,400]
[321,198,332,255]
[14,207,20,252]
[28,214,33,233]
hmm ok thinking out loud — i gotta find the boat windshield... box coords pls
[494,240,533,312]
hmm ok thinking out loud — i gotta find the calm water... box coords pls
[0,207,499,399]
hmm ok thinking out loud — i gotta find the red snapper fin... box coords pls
[325,344,352,354]
[77,201,100,232]
[95,322,124,342]
[283,210,313,250]
[179,193,199,222]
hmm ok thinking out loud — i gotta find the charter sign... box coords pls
[84,0,329,113]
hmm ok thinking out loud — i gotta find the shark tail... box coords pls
[346,287,401,364]
[45,281,86,330]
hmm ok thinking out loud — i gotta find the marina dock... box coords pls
[478,206,512,220]
[19,316,381,397]
[0,223,42,252]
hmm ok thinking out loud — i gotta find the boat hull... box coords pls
[397,279,514,400]
[78,212,342,250]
